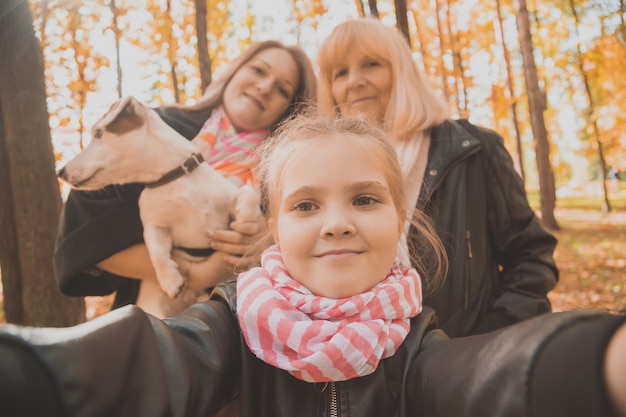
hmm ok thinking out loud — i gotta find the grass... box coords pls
[530,181,626,313]
[527,181,626,211]
[549,208,625,313]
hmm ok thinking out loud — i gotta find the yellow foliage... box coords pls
[25,0,626,187]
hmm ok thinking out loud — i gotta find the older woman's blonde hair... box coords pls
[317,18,450,140]
[169,40,317,132]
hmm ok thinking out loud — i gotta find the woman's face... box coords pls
[329,48,392,125]
[270,134,401,299]
[223,48,299,132]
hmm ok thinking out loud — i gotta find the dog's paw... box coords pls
[156,272,186,298]
[234,183,262,223]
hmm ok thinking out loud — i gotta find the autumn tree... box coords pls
[194,0,212,92]
[394,0,411,46]
[164,0,181,102]
[514,0,558,229]
[110,0,125,98]
[0,0,85,326]
[434,0,451,102]
[355,0,366,17]
[191,0,232,96]
[368,0,379,17]
[64,1,110,148]
[567,0,610,212]
[291,0,327,44]
[494,0,525,183]
[408,0,436,74]
[142,0,199,103]
[444,0,469,117]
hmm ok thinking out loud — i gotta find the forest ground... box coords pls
[0,188,625,322]
[548,206,625,313]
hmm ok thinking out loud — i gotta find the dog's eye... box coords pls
[94,128,103,139]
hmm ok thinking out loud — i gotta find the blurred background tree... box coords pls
[0,0,85,326]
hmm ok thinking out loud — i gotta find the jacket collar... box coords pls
[419,120,482,205]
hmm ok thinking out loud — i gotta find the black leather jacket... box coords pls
[1,281,621,417]
[419,120,559,337]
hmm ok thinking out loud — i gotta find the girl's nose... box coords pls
[320,207,356,238]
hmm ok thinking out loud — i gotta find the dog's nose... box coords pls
[57,166,66,179]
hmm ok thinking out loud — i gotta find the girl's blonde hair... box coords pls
[255,114,447,294]
[317,18,451,141]
[167,40,317,132]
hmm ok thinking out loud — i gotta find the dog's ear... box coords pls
[95,96,146,137]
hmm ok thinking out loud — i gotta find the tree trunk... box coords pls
[0,0,85,326]
[568,0,611,213]
[355,0,366,17]
[110,0,124,98]
[445,0,465,116]
[194,0,212,94]
[514,0,558,229]
[495,0,525,184]
[410,7,428,73]
[434,0,451,101]
[394,0,411,46]
[617,0,626,44]
[368,0,379,17]
[165,0,180,102]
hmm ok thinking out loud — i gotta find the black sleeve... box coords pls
[154,105,212,140]
[53,183,145,298]
[410,310,626,417]
[0,339,63,417]
[0,286,240,417]
[529,313,626,417]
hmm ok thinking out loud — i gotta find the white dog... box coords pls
[58,96,262,317]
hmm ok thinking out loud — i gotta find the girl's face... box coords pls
[223,48,299,132]
[330,48,392,125]
[270,134,402,299]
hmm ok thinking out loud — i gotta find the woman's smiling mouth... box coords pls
[244,93,265,110]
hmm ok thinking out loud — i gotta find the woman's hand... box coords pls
[98,217,269,291]
[210,218,268,271]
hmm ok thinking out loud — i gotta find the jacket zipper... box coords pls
[329,382,338,417]
[465,230,473,310]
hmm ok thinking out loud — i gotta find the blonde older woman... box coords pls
[317,18,558,337]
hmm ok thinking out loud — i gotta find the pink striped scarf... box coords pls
[237,245,423,383]
[191,106,268,185]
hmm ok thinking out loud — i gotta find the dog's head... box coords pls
[57,96,183,190]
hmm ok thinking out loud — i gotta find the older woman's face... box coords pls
[223,48,299,132]
[329,48,392,125]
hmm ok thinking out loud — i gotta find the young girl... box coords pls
[1,116,625,417]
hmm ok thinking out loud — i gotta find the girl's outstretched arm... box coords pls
[411,310,626,417]
[0,289,239,417]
